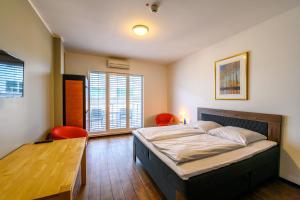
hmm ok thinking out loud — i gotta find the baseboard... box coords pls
[88,132,131,138]
[279,177,300,189]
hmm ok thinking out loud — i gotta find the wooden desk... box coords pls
[0,138,86,200]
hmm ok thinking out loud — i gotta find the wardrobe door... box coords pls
[63,74,86,129]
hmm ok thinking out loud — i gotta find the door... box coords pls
[109,73,127,130]
[89,72,143,135]
[63,74,86,129]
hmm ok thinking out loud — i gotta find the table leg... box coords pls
[81,146,86,185]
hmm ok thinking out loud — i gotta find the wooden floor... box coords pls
[79,134,300,200]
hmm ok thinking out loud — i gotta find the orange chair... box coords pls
[155,113,179,126]
[51,126,88,140]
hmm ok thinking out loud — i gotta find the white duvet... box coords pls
[152,134,244,164]
[137,125,203,141]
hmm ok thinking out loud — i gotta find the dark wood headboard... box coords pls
[197,107,282,144]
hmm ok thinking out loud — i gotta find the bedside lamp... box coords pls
[179,109,190,125]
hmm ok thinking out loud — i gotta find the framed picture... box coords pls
[215,52,248,100]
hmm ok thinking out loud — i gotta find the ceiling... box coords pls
[30,0,300,64]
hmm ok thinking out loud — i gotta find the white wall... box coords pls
[0,0,53,157]
[65,52,168,127]
[168,6,300,184]
[53,37,64,126]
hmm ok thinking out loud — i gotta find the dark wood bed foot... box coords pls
[133,140,136,162]
[176,191,187,200]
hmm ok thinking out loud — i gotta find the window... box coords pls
[109,73,127,129]
[89,72,143,133]
[89,72,106,132]
[130,75,143,128]
[0,51,24,98]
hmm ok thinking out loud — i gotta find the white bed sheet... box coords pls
[152,134,244,164]
[137,125,203,141]
[133,131,277,180]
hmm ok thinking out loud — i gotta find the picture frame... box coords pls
[215,52,248,100]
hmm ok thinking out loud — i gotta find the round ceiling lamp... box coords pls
[132,25,149,36]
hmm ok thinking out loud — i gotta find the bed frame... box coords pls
[133,108,282,200]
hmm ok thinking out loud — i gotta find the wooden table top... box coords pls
[0,138,86,200]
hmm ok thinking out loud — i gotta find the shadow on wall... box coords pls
[280,149,300,183]
[144,115,156,127]
[280,116,300,184]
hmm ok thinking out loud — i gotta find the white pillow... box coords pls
[191,120,222,133]
[208,126,267,145]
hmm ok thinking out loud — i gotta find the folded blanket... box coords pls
[152,134,244,164]
[137,125,203,141]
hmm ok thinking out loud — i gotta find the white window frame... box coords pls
[88,71,144,135]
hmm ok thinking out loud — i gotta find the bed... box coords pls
[133,107,282,200]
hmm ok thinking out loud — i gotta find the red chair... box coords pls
[155,113,179,126]
[51,126,88,140]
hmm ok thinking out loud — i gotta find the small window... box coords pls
[0,50,24,98]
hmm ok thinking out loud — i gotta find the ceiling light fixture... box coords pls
[132,25,149,36]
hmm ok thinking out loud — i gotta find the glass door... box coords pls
[89,72,106,132]
[89,71,143,135]
[109,73,127,130]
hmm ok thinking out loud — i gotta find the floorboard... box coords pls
[79,134,300,200]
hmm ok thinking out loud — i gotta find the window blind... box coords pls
[130,75,143,128]
[89,72,106,132]
[109,73,127,129]
[0,63,24,98]
[89,71,143,133]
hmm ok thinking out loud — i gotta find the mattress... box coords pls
[133,131,277,180]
